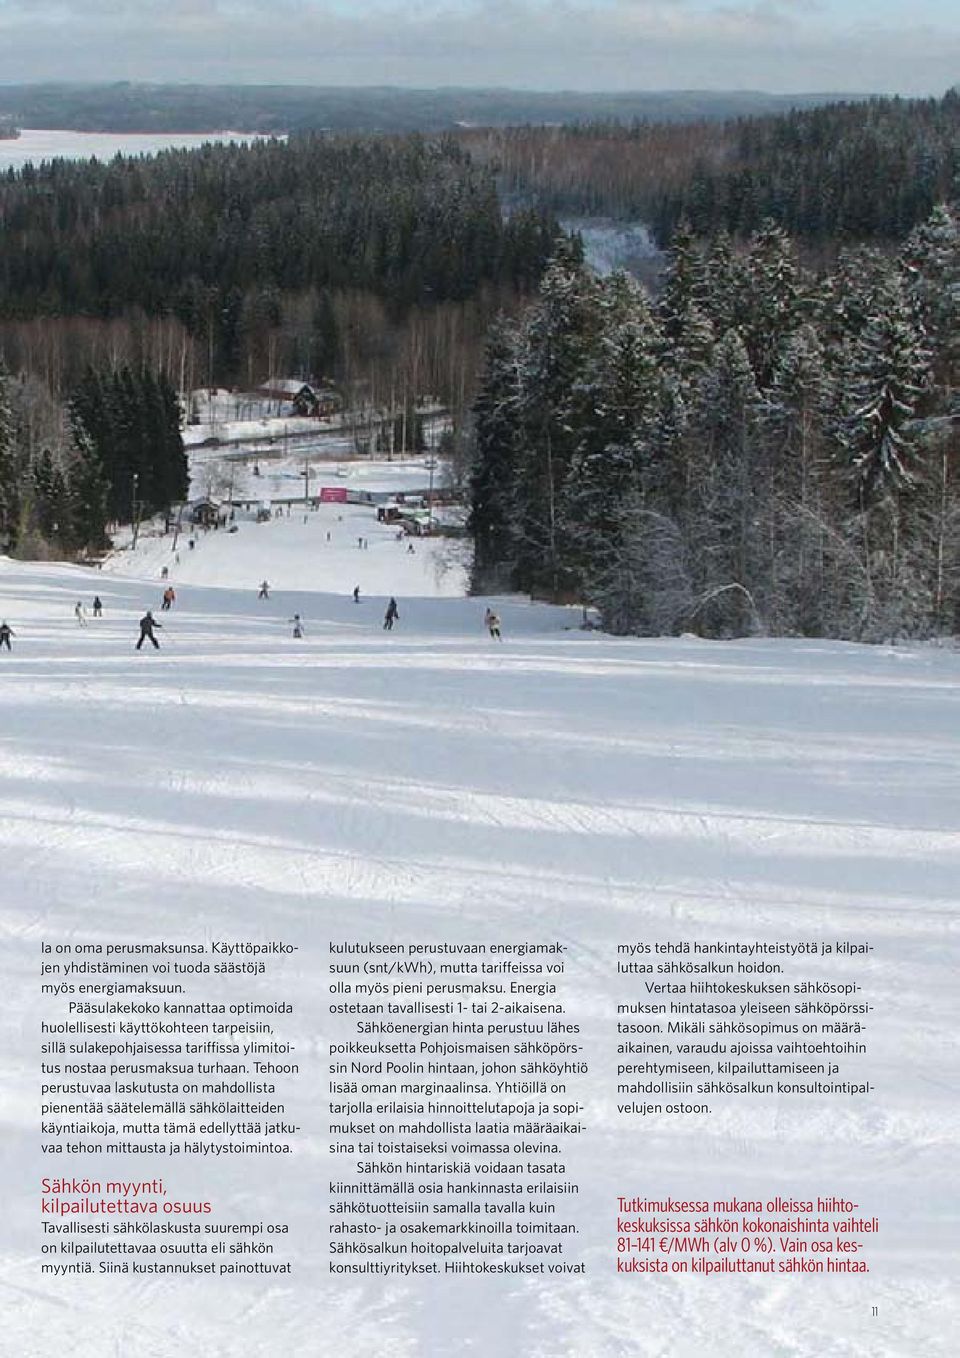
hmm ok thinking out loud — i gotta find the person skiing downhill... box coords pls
[0,621,13,651]
[161,586,176,611]
[75,601,86,626]
[484,608,502,641]
[289,614,304,639]
[258,580,270,599]
[353,585,360,603]
[92,596,103,618]
[136,611,162,650]
[383,597,399,631]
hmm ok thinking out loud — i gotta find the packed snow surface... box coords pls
[0,518,957,1356]
[102,492,468,597]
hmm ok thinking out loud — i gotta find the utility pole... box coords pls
[172,501,184,552]
[131,473,141,550]
[303,459,310,508]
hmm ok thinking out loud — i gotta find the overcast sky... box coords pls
[0,1,955,97]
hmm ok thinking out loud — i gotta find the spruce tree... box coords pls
[468,317,524,591]
[766,325,831,631]
[562,281,663,595]
[736,220,802,387]
[0,361,17,552]
[658,219,708,346]
[68,424,111,553]
[840,276,931,504]
[684,329,764,634]
[900,203,960,387]
[513,246,601,598]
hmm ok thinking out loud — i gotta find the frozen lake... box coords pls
[0,128,270,170]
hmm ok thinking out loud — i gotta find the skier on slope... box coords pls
[161,586,176,611]
[92,596,103,618]
[353,585,360,603]
[383,597,399,631]
[484,608,502,641]
[289,614,304,639]
[258,580,270,599]
[136,611,162,650]
[75,601,87,626]
[0,621,13,651]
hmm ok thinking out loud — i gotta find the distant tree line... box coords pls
[469,206,960,641]
[0,134,560,563]
[0,134,557,448]
[0,83,849,136]
[0,134,554,357]
[465,91,960,248]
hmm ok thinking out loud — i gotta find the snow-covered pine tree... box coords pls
[561,277,664,601]
[588,492,690,635]
[835,274,934,636]
[840,274,931,505]
[898,205,960,631]
[683,329,765,634]
[0,360,17,552]
[658,219,708,346]
[900,202,960,388]
[68,423,111,553]
[669,307,716,385]
[765,324,831,631]
[736,220,803,388]
[512,244,602,598]
[815,246,893,351]
[701,230,738,338]
[468,316,525,591]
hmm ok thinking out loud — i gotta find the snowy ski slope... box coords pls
[1,507,958,1357]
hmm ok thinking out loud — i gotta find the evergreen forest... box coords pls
[469,209,960,641]
[466,91,960,249]
[0,134,556,558]
[1,94,959,645]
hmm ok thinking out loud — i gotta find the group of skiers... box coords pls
[281,593,401,635]
[0,601,163,651]
[269,590,498,639]
[74,597,104,625]
[0,583,505,654]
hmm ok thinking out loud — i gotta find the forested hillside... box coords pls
[0,83,855,135]
[470,209,960,641]
[0,360,186,558]
[0,133,557,560]
[0,134,555,390]
[466,91,960,247]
